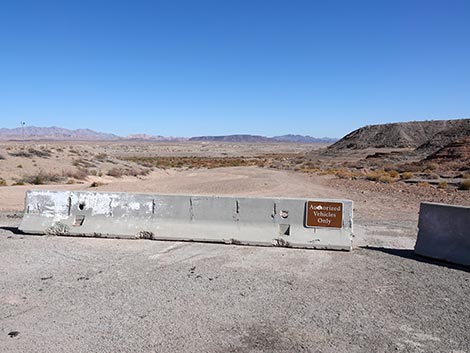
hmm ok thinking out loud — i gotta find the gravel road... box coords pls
[1,212,469,353]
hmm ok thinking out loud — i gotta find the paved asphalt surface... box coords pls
[1,213,469,353]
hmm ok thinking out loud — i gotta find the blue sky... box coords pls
[0,0,469,138]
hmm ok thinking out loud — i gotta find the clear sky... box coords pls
[0,0,469,138]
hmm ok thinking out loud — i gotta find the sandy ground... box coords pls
[0,141,322,185]
[1,143,469,352]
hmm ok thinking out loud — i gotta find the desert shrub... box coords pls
[417,182,431,188]
[0,177,7,186]
[378,175,394,183]
[12,181,24,186]
[334,169,363,180]
[66,179,76,184]
[438,181,448,189]
[397,163,423,173]
[9,148,51,158]
[107,167,150,178]
[127,168,151,177]
[90,181,105,188]
[425,162,438,171]
[365,170,382,182]
[316,168,339,176]
[9,150,30,157]
[428,173,440,179]
[334,169,353,179]
[72,158,96,168]
[63,168,89,180]
[365,171,379,181]
[107,167,124,177]
[301,167,321,174]
[401,172,414,180]
[366,169,399,183]
[16,164,23,168]
[94,153,108,161]
[0,154,5,160]
[302,161,317,169]
[458,180,470,190]
[18,171,63,185]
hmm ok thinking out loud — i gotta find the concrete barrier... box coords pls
[19,190,354,250]
[415,202,470,266]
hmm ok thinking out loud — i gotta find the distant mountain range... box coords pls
[0,126,119,141]
[0,126,335,143]
[189,134,336,143]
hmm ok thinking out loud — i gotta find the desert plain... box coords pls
[1,140,469,352]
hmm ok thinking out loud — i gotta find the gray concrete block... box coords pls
[415,202,470,266]
[19,190,354,250]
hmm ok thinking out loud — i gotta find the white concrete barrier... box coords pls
[415,202,470,266]
[19,190,354,250]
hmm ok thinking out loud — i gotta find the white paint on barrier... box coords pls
[19,190,354,250]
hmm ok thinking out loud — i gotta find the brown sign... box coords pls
[305,201,343,228]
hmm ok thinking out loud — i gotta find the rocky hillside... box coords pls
[328,119,470,152]
[425,137,470,164]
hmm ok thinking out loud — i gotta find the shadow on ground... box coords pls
[362,246,469,272]
[0,226,24,235]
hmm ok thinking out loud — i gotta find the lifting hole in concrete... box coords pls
[78,202,85,211]
[279,224,290,236]
[73,215,85,227]
[280,210,289,219]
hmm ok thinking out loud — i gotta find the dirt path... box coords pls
[0,167,343,212]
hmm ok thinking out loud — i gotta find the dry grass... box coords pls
[438,181,448,189]
[366,170,397,183]
[0,177,6,186]
[425,162,438,171]
[401,172,414,180]
[458,180,470,190]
